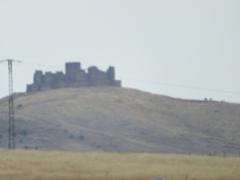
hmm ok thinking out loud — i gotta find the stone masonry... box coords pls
[26,62,121,92]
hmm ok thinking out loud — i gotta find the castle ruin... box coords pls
[26,62,121,92]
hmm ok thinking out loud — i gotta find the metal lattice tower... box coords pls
[0,59,21,149]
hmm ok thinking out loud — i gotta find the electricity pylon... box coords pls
[0,59,21,149]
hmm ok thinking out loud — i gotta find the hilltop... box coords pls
[0,87,240,154]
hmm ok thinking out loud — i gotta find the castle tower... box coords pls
[34,70,43,86]
[88,66,98,85]
[65,62,81,75]
[107,66,115,82]
[65,62,81,83]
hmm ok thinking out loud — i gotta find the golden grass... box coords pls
[0,150,239,180]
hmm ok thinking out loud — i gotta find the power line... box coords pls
[122,77,240,96]
[2,61,240,97]
[0,59,21,149]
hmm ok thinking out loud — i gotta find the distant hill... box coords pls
[0,87,239,155]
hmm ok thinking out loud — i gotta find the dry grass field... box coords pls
[0,150,239,180]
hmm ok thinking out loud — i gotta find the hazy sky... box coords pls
[0,0,240,102]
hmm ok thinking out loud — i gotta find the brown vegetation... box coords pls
[0,150,240,180]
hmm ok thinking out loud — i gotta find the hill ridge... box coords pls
[0,87,239,154]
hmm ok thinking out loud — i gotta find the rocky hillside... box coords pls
[0,87,239,155]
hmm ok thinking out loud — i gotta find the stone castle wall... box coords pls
[26,62,121,92]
